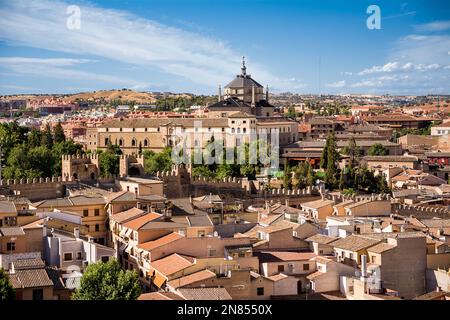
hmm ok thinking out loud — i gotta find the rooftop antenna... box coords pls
[318,55,322,97]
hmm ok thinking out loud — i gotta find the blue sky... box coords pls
[0,0,449,95]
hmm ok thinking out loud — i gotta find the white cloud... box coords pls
[0,57,92,67]
[351,80,381,88]
[0,0,305,91]
[357,61,443,75]
[0,56,151,88]
[358,62,400,75]
[326,80,346,88]
[414,20,450,32]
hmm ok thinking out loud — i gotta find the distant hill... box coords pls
[63,89,159,104]
[2,89,197,104]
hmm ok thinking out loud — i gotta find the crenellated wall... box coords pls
[0,176,70,201]
[393,202,450,219]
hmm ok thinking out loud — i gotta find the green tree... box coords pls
[342,136,361,168]
[53,122,66,144]
[192,165,215,178]
[99,144,121,177]
[27,127,42,149]
[0,267,14,301]
[368,143,388,156]
[41,123,53,149]
[320,137,329,169]
[144,147,173,174]
[286,106,297,119]
[324,132,339,189]
[215,164,233,180]
[305,161,315,187]
[283,166,292,190]
[71,259,140,300]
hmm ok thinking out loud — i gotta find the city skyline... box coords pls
[0,0,449,96]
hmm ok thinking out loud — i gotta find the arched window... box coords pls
[144,139,148,147]
[131,138,137,147]
[118,139,123,146]
[243,128,247,133]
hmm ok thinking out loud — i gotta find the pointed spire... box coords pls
[218,85,222,102]
[241,55,247,76]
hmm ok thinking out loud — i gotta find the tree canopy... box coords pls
[0,268,15,301]
[144,147,173,174]
[368,143,388,156]
[71,259,140,300]
[98,144,122,177]
[0,121,83,180]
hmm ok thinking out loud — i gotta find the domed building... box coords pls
[207,57,274,118]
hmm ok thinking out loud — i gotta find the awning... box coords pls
[125,229,133,238]
[119,228,127,237]
[152,273,167,288]
[125,243,133,254]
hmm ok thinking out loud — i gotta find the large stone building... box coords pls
[85,60,297,156]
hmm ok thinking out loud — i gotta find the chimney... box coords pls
[189,195,192,204]
[285,198,290,207]
[88,236,94,243]
[74,227,80,239]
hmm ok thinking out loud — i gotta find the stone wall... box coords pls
[392,202,450,219]
[0,177,67,201]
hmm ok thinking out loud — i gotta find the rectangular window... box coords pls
[64,252,73,261]
[303,263,310,271]
[6,242,15,251]
[95,224,100,232]
[257,287,264,296]
[83,209,89,217]
[101,256,109,263]
[278,265,285,272]
[94,209,100,216]
[77,252,82,260]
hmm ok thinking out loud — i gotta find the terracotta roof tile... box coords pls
[332,235,381,252]
[151,253,195,276]
[123,212,162,230]
[137,232,184,251]
[168,269,216,289]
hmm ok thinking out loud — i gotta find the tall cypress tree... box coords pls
[53,122,66,144]
[320,137,329,169]
[324,131,339,189]
[41,123,53,149]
